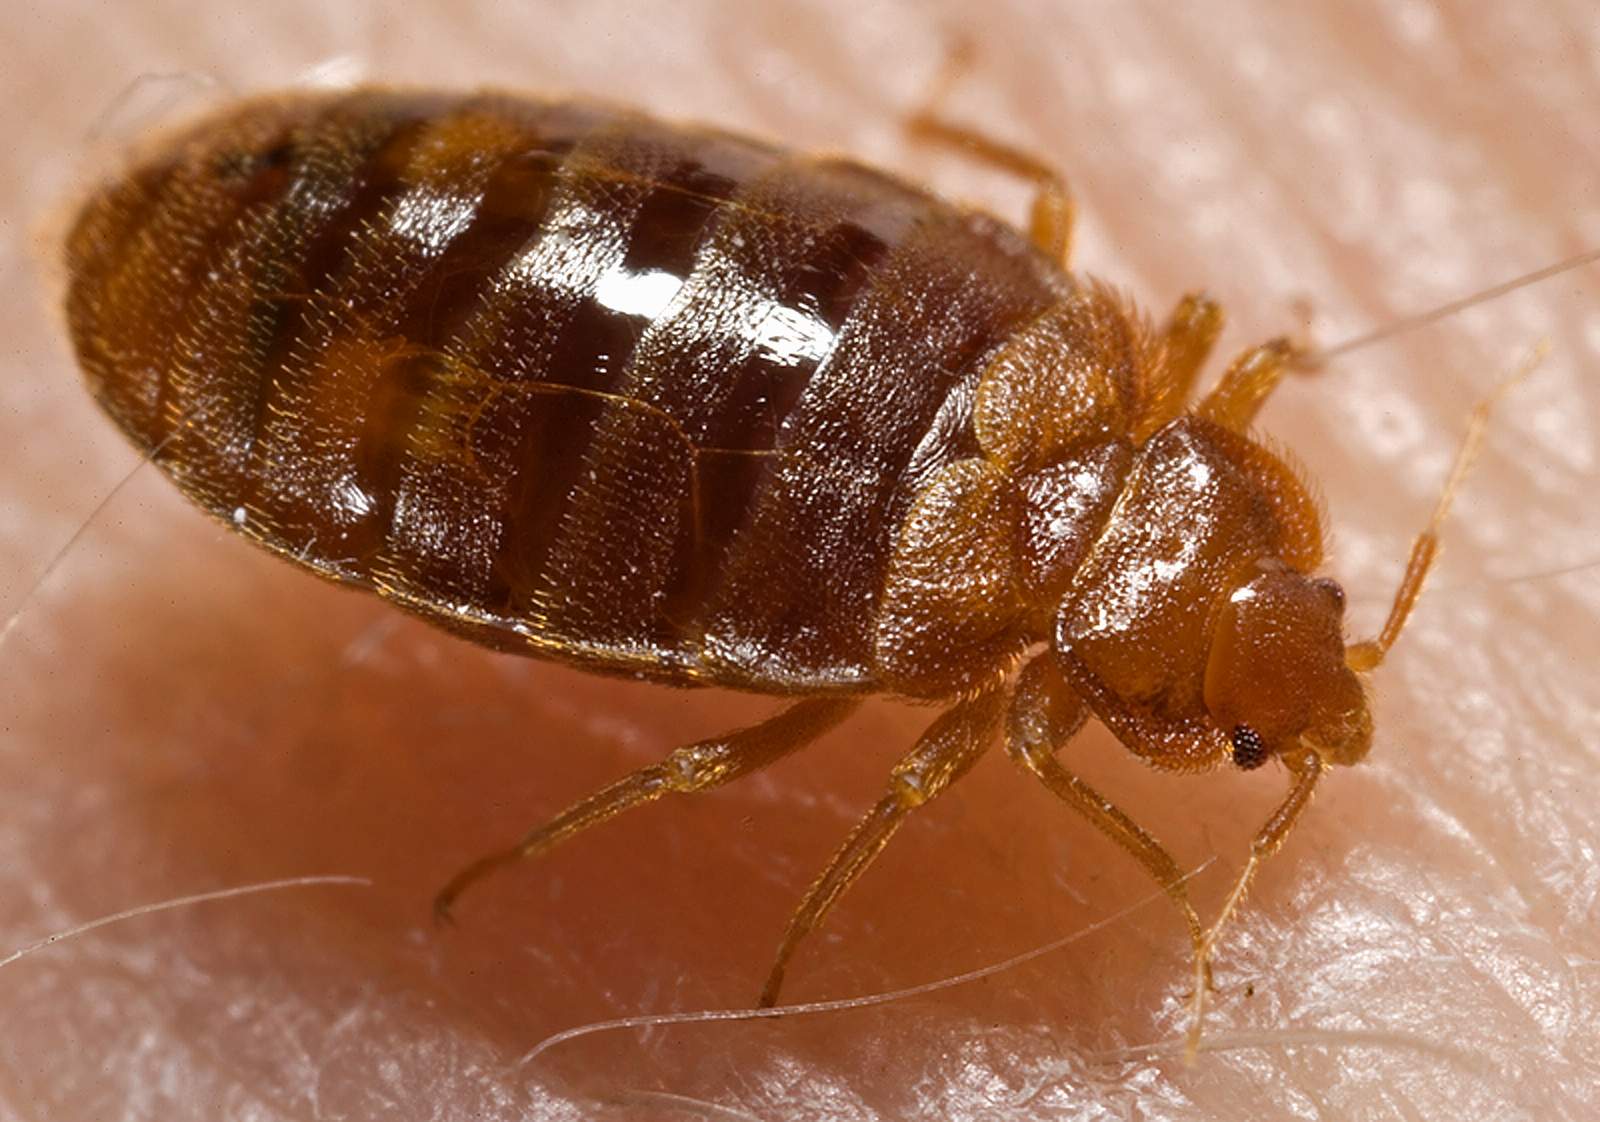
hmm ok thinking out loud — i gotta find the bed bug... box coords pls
[60,69,1520,1049]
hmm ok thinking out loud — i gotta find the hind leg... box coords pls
[433,697,858,920]
[904,40,1075,262]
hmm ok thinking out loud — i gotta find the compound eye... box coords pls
[1230,724,1269,770]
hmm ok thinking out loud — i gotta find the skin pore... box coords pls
[2,2,1597,1118]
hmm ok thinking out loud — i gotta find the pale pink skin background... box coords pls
[2,2,1598,1118]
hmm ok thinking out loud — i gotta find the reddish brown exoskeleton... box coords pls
[60,66,1530,1050]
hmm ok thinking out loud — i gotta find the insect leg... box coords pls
[1345,346,1542,672]
[1195,337,1298,431]
[1004,657,1207,968]
[1138,293,1226,437]
[432,697,858,921]
[1193,255,1571,435]
[1185,750,1324,1060]
[904,40,1075,262]
[757,683,1006,1007]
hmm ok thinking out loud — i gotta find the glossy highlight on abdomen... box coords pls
[64,89,1068,692]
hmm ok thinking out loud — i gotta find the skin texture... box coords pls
[2,1,1597,1118]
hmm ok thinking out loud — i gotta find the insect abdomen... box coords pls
[65,91,1067,691]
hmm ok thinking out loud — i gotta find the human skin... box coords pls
[2,1,1597,1118]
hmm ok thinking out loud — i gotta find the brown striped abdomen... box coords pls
[64,90,1069,693]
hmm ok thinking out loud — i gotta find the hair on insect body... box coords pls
[57,54,1583,1057]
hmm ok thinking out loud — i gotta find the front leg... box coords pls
[1186,749,1324,1060]
[1195,335,1305,432]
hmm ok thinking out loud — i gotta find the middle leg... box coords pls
[1139,292,1227,437]
[1006,656,1207,964]
[758,683,1008,1007]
